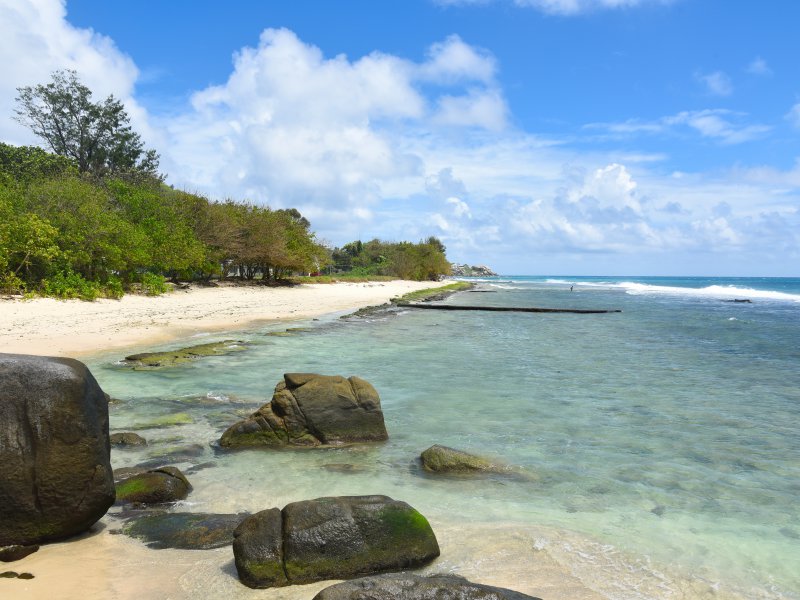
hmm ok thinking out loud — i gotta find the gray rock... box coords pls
[313,573,543,600]
[220,374,388,448]
[110,432,147,447]
[0,545,39,562]
[0,354,115,545]
[232,495,440,588]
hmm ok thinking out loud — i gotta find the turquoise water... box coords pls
[90,276,800,599]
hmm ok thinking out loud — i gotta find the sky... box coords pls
[1,0,799,276]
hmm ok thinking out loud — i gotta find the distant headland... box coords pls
[450,263,498,277]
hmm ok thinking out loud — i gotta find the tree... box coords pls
[14,70,161,180]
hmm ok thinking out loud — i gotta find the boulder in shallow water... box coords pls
[115,466,191,505]
[110,432,147,447]
[313,573,543,600]
[220,373,388,448]
[420,445,508,475]
[0,354,115,545]
[232,495,439,588]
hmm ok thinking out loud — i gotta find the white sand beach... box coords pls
[0,280,448,357]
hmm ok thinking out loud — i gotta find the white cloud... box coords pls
[0,0,147,146]
[746,57,772,76]
[418,35,496,84]
[695,70,733,96]
[588,109,770,145]
[446,196,472,218]
[434,88,507,130]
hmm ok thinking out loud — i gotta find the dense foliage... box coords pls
[330,237,451,281]
[0,142,330,298]
[4,71,452,297]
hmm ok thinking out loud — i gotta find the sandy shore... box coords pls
[0,280,449,358]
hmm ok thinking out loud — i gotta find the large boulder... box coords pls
[233,495,440,588]
[115,466,191,504]
[220,373,388,448]
[0,354,115,545]
[313,573,543,600]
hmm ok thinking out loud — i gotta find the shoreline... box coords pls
[0,280,451,358]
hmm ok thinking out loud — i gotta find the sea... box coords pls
[88,276,800,599]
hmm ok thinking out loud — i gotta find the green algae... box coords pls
[129,412,194,430]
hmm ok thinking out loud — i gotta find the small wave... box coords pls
[616,282,800,303]
[488,283,526,290]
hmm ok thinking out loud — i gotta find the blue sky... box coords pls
[1,0,799,275]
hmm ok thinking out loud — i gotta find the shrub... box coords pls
[141,272,168,296]
[41,270,101,301]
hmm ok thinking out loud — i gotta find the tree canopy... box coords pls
[14,70,160,180]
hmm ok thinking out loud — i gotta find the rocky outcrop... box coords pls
[110,432,147,447]
[420,445,508,475]
[313,573,543,600]
[220,374,388,448]
[114,466,191,504]
[121,340,247,370]
[122,512,243,549]
[0,354,115,545]
[450,264,498,277]
[233,495,440,588]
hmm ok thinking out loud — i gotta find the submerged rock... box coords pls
[313,573,543,600]
[220,373,388,448]
[420,445,509,476]
[115,466,191,505]
[0,354,115,545]
[110,432,147,447]
[233,495,440,588]
[122,512,243,549]
[121,340,247,370]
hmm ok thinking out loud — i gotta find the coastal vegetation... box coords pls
[1,72,452,299]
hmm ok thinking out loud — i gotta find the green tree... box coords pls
[14,70,160,180]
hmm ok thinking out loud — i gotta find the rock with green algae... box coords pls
[115,466,191,505]
[219,373,388,449]
[122,512,244,549]
[313,573,543,600]
[121,340,247,370]
[233,495,439,589]
[420,444,511,476]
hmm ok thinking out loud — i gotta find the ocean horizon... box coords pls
[91,275,799,599]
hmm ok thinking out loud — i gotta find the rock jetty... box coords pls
[220,373,388,448]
